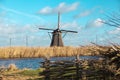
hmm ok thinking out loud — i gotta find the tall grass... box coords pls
[0,46,104,59]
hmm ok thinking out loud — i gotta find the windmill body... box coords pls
[39,13,77,47]
[50,29,64,46]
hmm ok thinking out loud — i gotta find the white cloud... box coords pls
[94,18,104,27]
[109,28,120,34]
[0,18,43,46]
[39,7,52,14]
[0,6,42,37]
[0,17,39,37]
[22,24,39,33]
[39,2,79,14]
[86,18,104,28]
[61,21,80,28]
[74,7,104,18]
[74,7,97,18]
[0,20,17,35]
[74,10,92,18]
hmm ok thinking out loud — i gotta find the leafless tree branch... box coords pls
[102,12,120,28]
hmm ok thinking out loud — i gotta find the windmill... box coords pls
[39,12,78,47]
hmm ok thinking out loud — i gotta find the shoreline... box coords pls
[0,55,102,60]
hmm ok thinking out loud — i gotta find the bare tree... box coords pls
[102,12,120,28]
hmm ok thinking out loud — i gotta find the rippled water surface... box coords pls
[0,56,100,69]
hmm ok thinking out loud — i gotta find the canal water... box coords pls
[0,56,100,69]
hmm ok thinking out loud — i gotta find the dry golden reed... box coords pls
[0,46,105,59]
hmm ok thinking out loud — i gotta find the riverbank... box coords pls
[0,63,44,80]
[0,45,119,79]
[1,68,44,80]
[0,58,118,80]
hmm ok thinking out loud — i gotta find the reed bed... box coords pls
[0,46,105,59]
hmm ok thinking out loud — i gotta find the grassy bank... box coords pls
[1,59,118,80]
[0,45,120,80]
[1,68,44,80]
[0,46,106,59]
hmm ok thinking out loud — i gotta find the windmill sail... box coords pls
[50,12,63,46]
[61,30,78,33]
[58,12,60,29]
[39,28,54,31]
[38,12,77,47]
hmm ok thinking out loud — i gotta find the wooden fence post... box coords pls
[44,58,50,80]
[75,54,82,80]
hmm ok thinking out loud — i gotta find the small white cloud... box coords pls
[39,2,79,14]
[74,7,97,18]
[74,10,91,18]
[74,7,104,18]
[0,17,39,37]
[109,28,120,34]
[61,21,79,28]
[39,7,52,15]
[86,18,104,28]
[22,24,39,33]
[94,18,104,27]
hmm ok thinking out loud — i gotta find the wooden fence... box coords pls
[40,56,114,80]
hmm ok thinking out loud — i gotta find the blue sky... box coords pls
[0,0,120,47]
